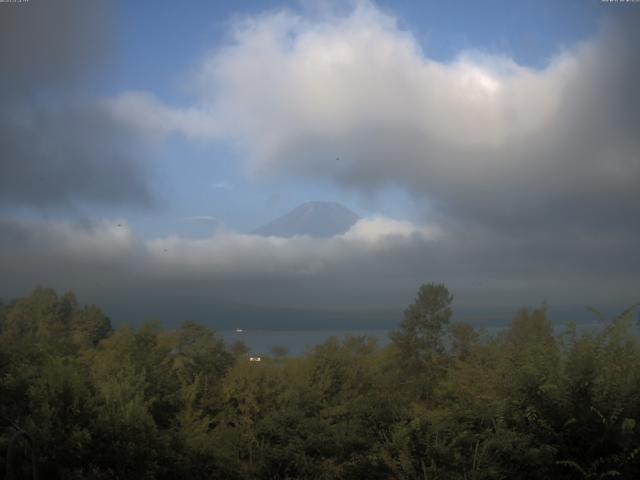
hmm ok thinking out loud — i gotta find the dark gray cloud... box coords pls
[0,216,636,329]
[0,0,151,209]
[0,100,152,208]
[0,0,111,97]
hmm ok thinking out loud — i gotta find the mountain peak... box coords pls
[253,201,360,238]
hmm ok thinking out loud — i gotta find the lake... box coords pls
[219,320,630,356]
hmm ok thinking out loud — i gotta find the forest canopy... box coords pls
[1,285,639,479]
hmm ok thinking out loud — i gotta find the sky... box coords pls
[1,0,639,329]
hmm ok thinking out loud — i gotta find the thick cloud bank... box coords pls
[0,216,636,327]
[0,216,444,324]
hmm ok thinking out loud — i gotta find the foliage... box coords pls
[1,286,639,479]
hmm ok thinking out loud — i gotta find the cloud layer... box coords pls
[0,216,443,325]
[0,215,636,328]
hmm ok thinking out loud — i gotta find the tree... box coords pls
[71,304,112,348]
[449,322,480,361]
[390,283,453,368]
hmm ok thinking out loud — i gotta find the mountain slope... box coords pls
[252,201,360,238]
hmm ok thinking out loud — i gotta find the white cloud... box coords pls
[107,3,639,235]
[181,215,220,222]
[341,217,438,243]
[146,215,434,276]
[106,3,569,150]
[0,214,434,281]
[0,215,445,312]
[105,91,219,141]
[211,181,233,190]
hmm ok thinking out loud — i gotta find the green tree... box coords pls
[71,304,112,349]
[389,283,453,404]
[390,283,453,366]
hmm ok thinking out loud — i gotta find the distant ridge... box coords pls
[252,201,360,238]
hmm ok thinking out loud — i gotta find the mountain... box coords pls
[252,201,360,238]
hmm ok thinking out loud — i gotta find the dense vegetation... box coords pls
[1,285,639,479]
